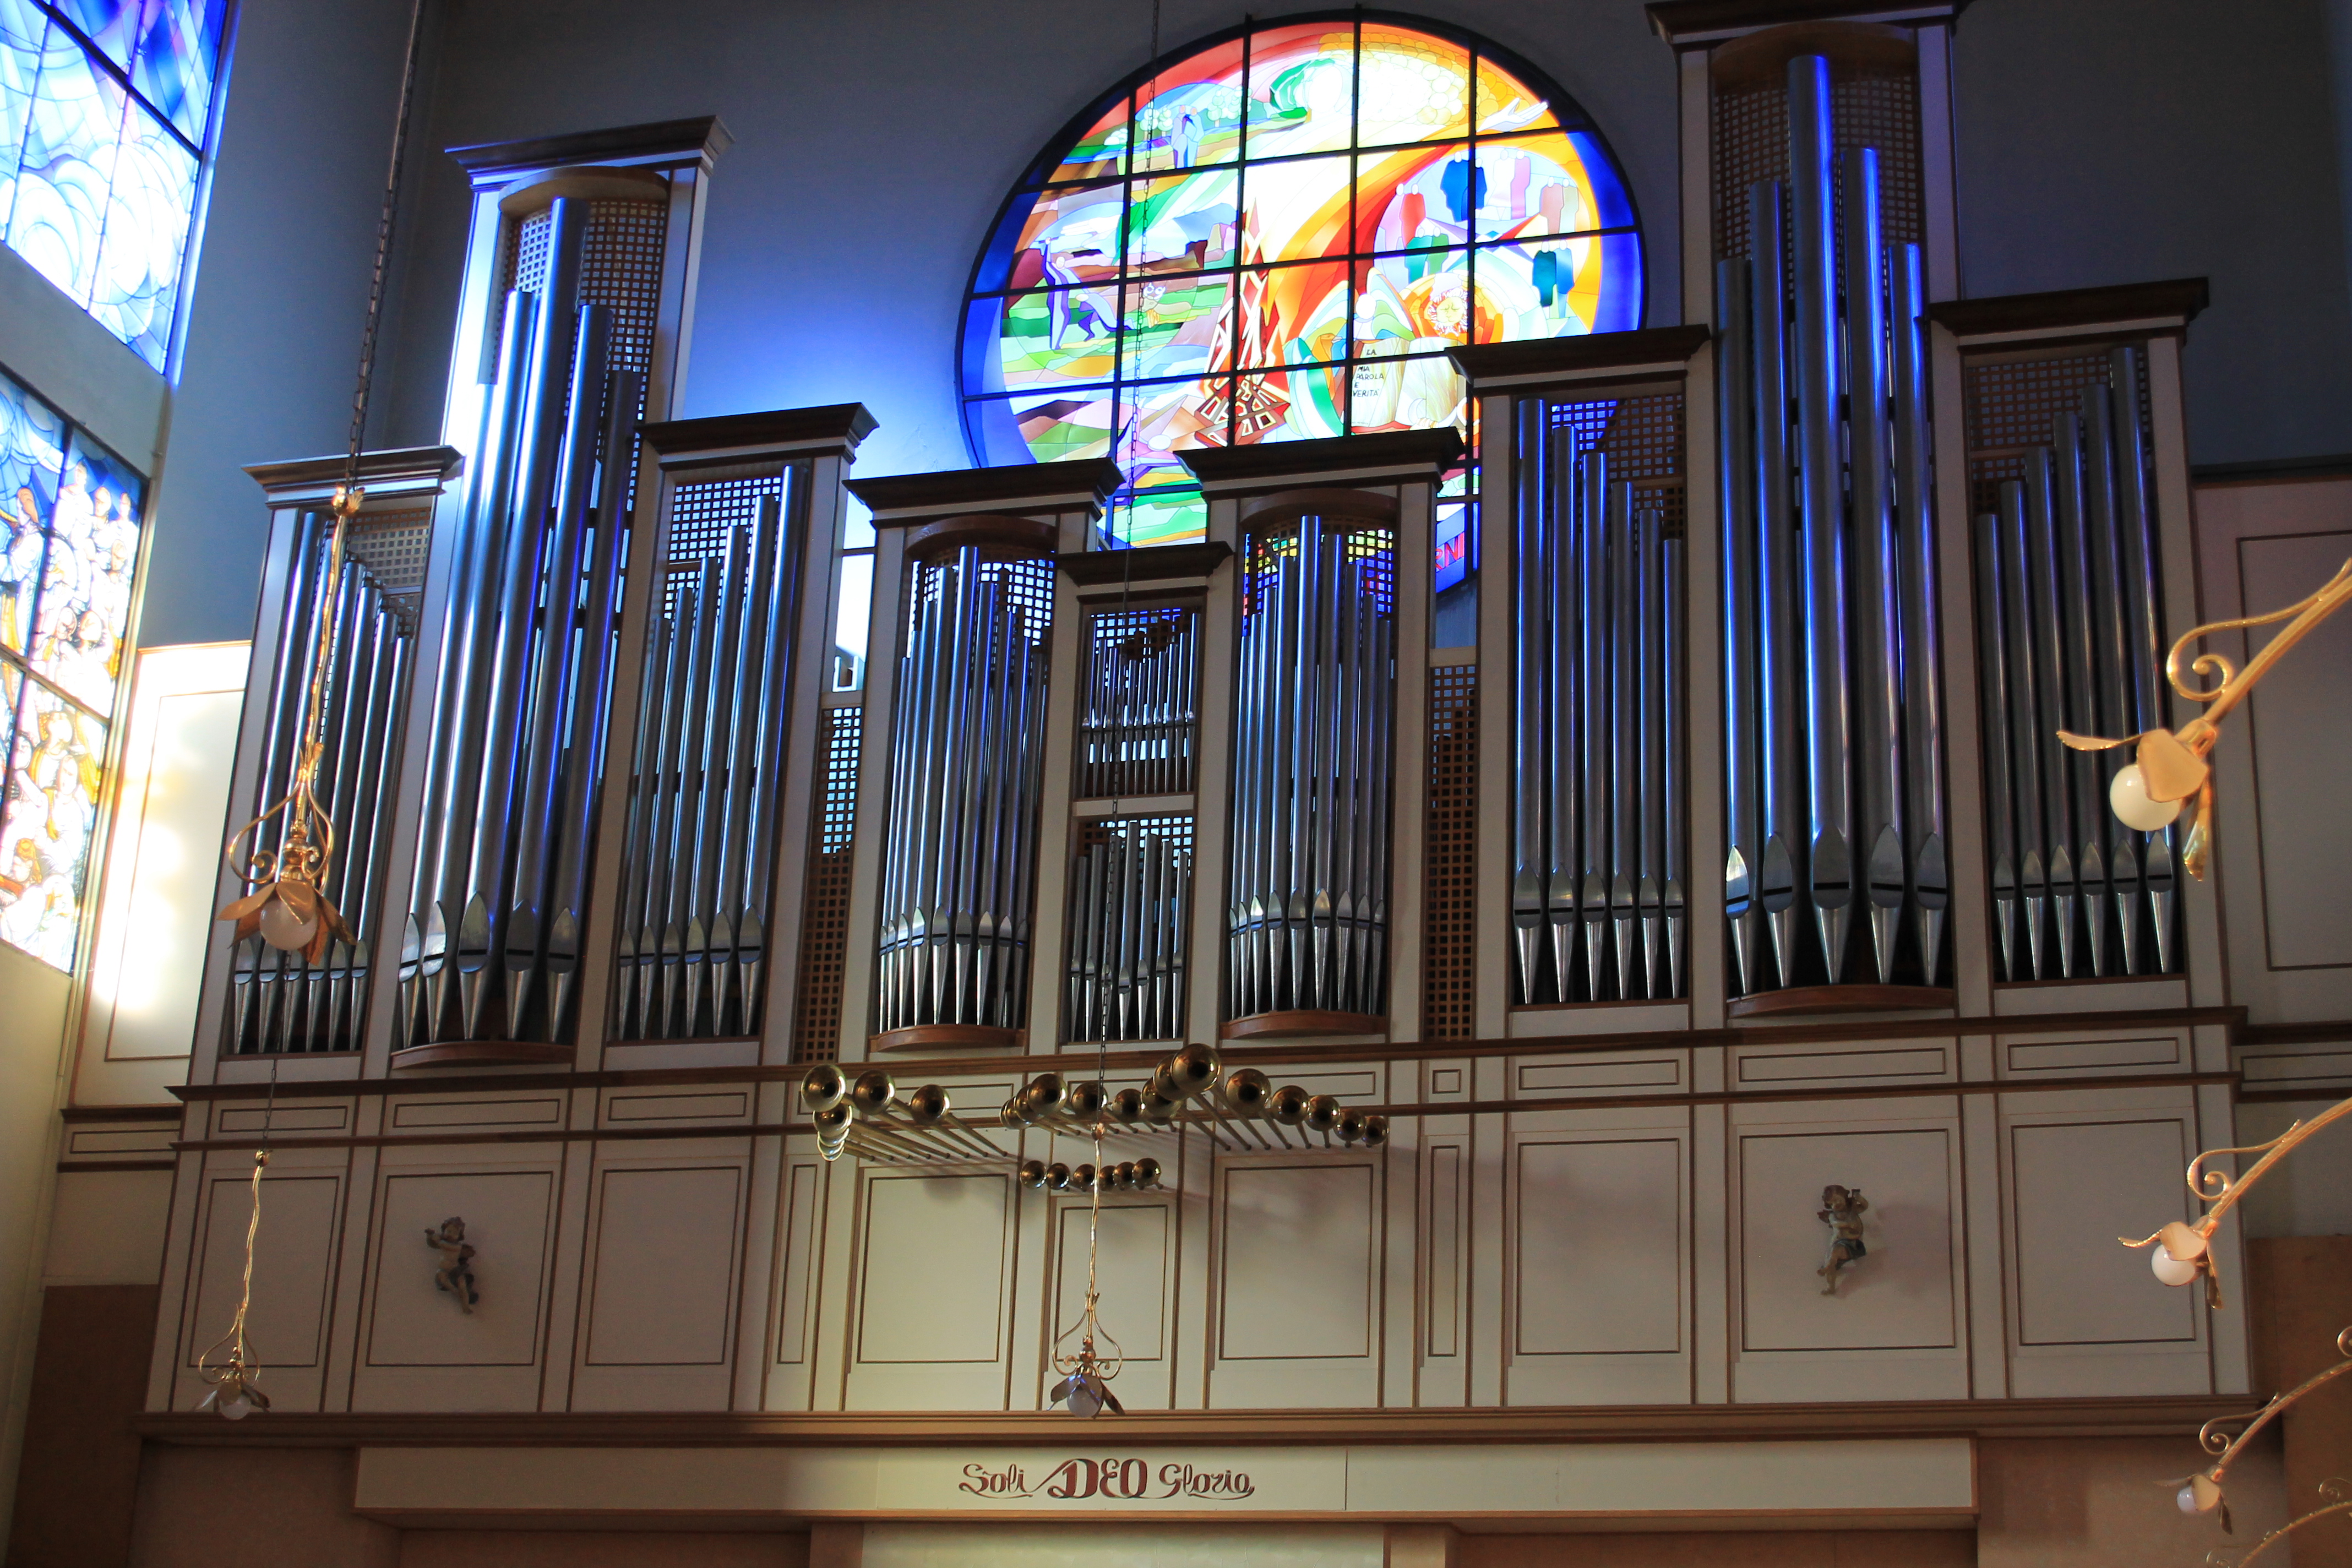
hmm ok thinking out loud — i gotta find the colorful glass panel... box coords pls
[965,15,1642,546]
[0,366,148,971]
[0,0,228,370]
[0,670,102,967]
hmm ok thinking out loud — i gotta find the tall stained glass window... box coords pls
[0,361,143,968]
[1,0,233,371]
[961,14,1642,547]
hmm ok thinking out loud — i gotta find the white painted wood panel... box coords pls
[181,1163,342,1412]
[847,1169,1017,1411]
[1212,1158,1380,1408]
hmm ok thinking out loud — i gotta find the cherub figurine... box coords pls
[1817,1185,1870,1295]
[425,1217,478,1313]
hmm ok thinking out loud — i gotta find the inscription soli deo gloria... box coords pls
[959,1457,1257,1502]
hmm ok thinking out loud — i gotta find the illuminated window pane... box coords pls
[966,18,1641,549]
[1,672,106,968]
[27,426,141,710]
[0,370,66,662]
[1,0,229,369]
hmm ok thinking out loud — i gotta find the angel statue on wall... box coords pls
[1817,1185,1871,1295]
[425,1217,478,1313]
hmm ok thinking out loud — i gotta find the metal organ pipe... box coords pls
[1969,350,2177,980]
[875,547,1053,1036]
[1713,56,1948,994]
[1228,514,1393,1021]
[1510,424,1687,1005]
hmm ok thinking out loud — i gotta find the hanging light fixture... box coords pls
[215,0,431,951]
[195,0,431,1417]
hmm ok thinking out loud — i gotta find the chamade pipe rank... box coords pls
[1971,345,2177,979]
[1714,54,1950,993]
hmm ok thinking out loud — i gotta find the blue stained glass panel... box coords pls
[130,0,228,142]
[0,371,66,662]
[90,91,196,365]
[31,427,140,710]
[8,16,130,309]
[0,0,45,224]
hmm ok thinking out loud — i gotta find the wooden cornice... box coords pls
[1180,431,1464,497]
[244,447,464,506]
[1055,542,1233,586]
[132,1394,2249,1449]
[641,405,878,465]
[1450,325,1709,394]
[58,1103,181,1123]
[1645,0,1967,48]
[166,1005,2248,1107]
[447,116,731,181]
[846,461,1124,525]
[1927,278,2210,347]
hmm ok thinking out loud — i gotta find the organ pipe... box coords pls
[875,547,1054,1036]
[399,195,641,1046]
[1974,345,2177,979]
[1714,54,1948,993]
[1228,513,1393,1022]
[227,516,413,1054]
[1511,429,1685,1005]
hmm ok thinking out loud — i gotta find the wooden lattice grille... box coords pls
[1963,349,2154,516]
[1712,62,1922,266]
[1551,391,1687,538]
[791,704,862,1063]
[1423,663,1478,1041]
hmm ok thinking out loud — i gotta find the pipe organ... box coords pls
[1226,508,1397,1027]
[1965,344,2178,981]
[1509,399,1688,1006]
[1712,51,1947,998]
[228,454,457,1054]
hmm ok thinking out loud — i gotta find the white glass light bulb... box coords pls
[2151,1248,2201,1287]
[221,1392,252,1421]
[2177,1474,2222,1513]
[2111,765,2184,831]
[257,896,318,952]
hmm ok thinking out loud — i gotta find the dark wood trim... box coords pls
[132,1392,2246,1449]
[641,406,878,460]
[1727,983,1956,1020]
[447,116,732,179]
[1181,431,1464,492]
[1240,489,1402,534]
[869,1025,1023,1054]
[1709,20,1917,86]
[2240,1020,2352,1046]
[1222,1010,1388,1041]
[245,447,465,496]
[2193,454,2352,488]
[1926,279,2209,342]
[156,1070,2248,1158]
[1450,325,1709,388]
[56,1158,176,1173]
[170,1006,2248,1103]
[58,1104,182,1123]
[902,514,1058,560]
[389,1041,576,1071]
[846,461,1123,522]
[1645,0,1965,46]
[1055,542,1233,585]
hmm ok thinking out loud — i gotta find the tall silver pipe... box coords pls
[2022,447,2078,979]
[2052,411,2105,976]
[1842,147,1904,984]
[2110,344,2176,972]
[2000,478,2050,979]
[1662,532,1686,999]
[1608,481,1637,995]
[1637,504,1666,998]
[1511,397,1545,1001]
[1892,244,1947,983]
[1545,422,1579,1003]
[1789,55,1850,982]
[1578,452,1608,1001]
[1975,513,2018,981]
[2081,382,2140,976]
[1748,179,1801,988]
[1716,259,1761,995]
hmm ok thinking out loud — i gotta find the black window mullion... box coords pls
[32,1,210,160]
